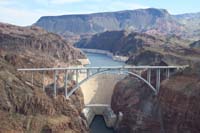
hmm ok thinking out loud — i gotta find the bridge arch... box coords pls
[67,69,157,97]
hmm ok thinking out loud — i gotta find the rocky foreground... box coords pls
[0,23,88,133]
[111,64,200,133]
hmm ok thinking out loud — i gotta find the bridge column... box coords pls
[54,70,58,98]
[147,69,151,83]
[166,68,170,79]
[97,68,100,73]
[64,70,68,99]
[76,69,79,83]
[87,69,90,78]
[156,68,161,93]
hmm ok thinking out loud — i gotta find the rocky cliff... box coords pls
[174,12,200,40]
[111,67,200,133]
[0,57,88,133]
[0,22,86,67]
[76,30,200,66]
[35,8,178,34]
[0,23,88,132]
[34,8,200,40]
[76,30,189,55]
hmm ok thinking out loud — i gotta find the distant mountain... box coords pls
[174,12,200,40]
[76,30,200,65]
[35,8,189,39]
[76,30,190,55]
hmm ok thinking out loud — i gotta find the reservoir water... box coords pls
[85,52,125,67]
[85,52,125,133]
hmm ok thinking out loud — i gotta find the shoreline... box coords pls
[81,48,128,62]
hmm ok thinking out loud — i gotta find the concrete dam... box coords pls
[79,73,126,105]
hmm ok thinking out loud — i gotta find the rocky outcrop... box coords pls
[111,67,200,133]
[0,57,88,133]
[0,22,86,66]
[0,23,88,132]
[158,72,200,133]
[76,30,200,66]
[126,49,200,66]
[35,8,181,35]
[174,12,200,40]
[34,8,200,40]
[76,30,167,56]
[111,75,161,133]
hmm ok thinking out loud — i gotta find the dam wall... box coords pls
[78,73,126,105]
[81,48,128,62]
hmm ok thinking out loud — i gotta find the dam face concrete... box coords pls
[79,73,126,105]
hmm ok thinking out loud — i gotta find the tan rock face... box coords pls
[0,22,86,67]
[158,74,200,133]
[0,23,88,133]
[111,71,200,133]
[0,58,89,133]
[111,76,161,133]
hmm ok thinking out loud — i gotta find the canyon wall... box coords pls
[35,8,200,40]
[0,23,89,133]
[111,69,200,133]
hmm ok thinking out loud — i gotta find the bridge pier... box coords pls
[76,69,79,83]
[166,68,170,79]
[54,70,58,98]
[156,69,161,93]
[87,69,90,78]
[64,70,68,99]
[147,69,151,83]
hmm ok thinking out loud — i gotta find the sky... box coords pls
[0,0,200,26]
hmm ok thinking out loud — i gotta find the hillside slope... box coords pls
[0,23,85,67]
[0,23,88,132]
[76,30,200,65]
[111,69,200,133]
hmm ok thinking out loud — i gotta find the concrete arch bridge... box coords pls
[18,65,188,99]
[18,65,188,127]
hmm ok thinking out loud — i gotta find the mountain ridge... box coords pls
[34,8,200,40]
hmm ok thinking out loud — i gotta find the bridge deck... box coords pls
[17,65,189,98]
[18,65,189,71]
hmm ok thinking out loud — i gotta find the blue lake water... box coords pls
[85,52,125,67]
